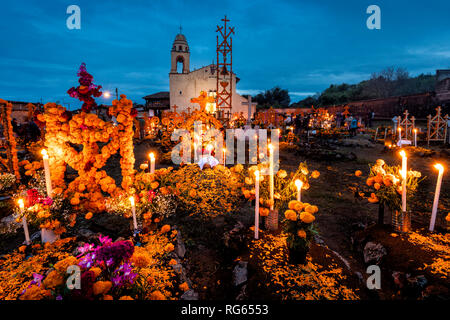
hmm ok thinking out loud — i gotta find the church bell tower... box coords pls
[170,30,190,74]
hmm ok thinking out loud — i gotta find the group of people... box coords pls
[281,110,376,137]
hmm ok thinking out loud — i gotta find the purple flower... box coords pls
[95,240,134,267]
[56,295,63,301]
[98,235,113,246]
[111,262,137,287]
[78,252,96,269]
[76,243,95,257]
[40,197,53,206]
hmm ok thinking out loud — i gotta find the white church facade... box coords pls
[144,32,255,118]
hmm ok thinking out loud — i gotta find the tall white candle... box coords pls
[413,129,417,147]
[398,127,401,142]
[130,196,137,231]
[400,150,407,212]
[149,152,155,174]
[18,199,30,245]
[222,148,226,165]
[254,170,260,240]
[41,149,52,197]
[295,179,303,202]
[268,143,274,211]
[429,164,444,232]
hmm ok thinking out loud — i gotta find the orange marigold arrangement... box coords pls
[10,229,184,300]
[240,162,319,215]
[0,99,20,179]
[284,200,319,264]
[355,158,424,211]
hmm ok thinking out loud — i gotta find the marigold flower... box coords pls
[85,212,93,220]
[119,296,134,300]
[297,229,307,238]
[355,170,362,177]
[300,211,315,224]
[164,243,174,252]
[160,225,171,233]
[43,270,64,289]
[103,295,113,300]
[288,200,299,210]
[284,210,297,221]
[149,290,166,300]
[277,170,287,178]
[89,267,102,278]
[169,259,178,266]
[311,170,320,179]
[294,202,304,212]
[93,281,112,295]
[179,282,189,292]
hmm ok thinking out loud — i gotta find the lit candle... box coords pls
[18,199,30,245]
[254,170,260,240]
[429,164,444,232]
[222,147,226,165]
[268,143,274,211]
[149,152,155,174]
[413,128,417,147]
[295,179,303,202]
[129,196,137,231]
[398,127,401,142]
[399,150,407,212]
[41,149,52,197]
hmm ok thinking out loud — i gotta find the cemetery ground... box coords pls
[2,132,447,300]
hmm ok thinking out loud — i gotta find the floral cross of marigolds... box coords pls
[40,95,135,212]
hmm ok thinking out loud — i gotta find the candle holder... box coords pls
[264,209,279,232]
[41,228,59,243]
[392,210,411,233]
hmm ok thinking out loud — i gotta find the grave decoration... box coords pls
[356,158,423,232]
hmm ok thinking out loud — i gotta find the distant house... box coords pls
[143,91,170,117]
[1,100,42,124]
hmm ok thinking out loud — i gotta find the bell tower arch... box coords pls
[170,31,190,74]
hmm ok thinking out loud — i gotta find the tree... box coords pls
[255,87,290,109]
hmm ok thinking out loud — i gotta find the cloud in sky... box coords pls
[1,0,450,107]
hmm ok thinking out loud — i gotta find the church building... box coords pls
[144,32,255,118]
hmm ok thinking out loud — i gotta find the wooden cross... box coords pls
[190,91,215,112]
[187,106,191,115]
[172,105,178,113]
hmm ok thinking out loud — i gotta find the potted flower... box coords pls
[284,200,318,264]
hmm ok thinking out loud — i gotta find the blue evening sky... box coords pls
[1,0,450,109]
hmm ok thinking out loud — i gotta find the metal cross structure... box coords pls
[216,15,234,119]
[427,106,449,146]
[397,110,415,141]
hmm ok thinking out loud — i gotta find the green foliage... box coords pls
[291,67,436,108]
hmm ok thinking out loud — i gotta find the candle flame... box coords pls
[397,127,401,131]
[295,179,303,190]
[129,196,135,206]
[17,198,24,209]
[413,128,417,133]
[399,150,406,158]
[254,170,260,181]
[434,163,444,172]
[41,149,48,159]
[149,152,155,160]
